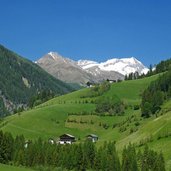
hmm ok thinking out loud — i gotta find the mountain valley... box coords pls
[2,71,171,169]
[1,45,171,170]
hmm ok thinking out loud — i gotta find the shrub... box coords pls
[134,122,140,127]
[134,104,140,110]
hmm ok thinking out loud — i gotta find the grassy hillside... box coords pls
[116,99,171,170]
[1,75,158,139]
[2,74,171,169]
[40,74,158,106]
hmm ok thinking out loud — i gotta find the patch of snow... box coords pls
[141,68,149,75]
[48,52,56,59]
[48,52,63,60]
[77,60,98,69]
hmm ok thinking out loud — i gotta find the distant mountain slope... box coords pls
[36,52,128,85]
[83,65,123,82]
[0,45,74,116]
[36,52,94,85]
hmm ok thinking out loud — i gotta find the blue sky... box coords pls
[0,0,171,66]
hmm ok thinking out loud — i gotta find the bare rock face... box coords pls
[36,52,95,85]
[84,65,123,82]
[36,52,148,85]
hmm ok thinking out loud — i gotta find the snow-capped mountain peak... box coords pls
[48,51,63,60]
[77,57,149,75]
[36,52,149,85]
[46,52,77,65]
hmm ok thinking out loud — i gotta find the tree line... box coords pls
[0,131,165,171]
[28,90,55,108]
[141,70,171,117]
[125,58,171,81]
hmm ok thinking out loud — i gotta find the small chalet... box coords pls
[86,81,95,88]
[59,134,76,144]
[86,134,98,142]
[106,79,117,83]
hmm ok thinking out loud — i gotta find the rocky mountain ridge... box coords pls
[36,52,148,85]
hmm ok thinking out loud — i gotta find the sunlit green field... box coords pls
[2,74,171,169]
[1,75,158,141]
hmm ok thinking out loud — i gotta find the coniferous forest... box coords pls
[123,57,171,118]
[0,45,76,117]
[0,131,165,171]
[141,69,171,117]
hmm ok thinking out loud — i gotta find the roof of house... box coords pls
[86,134,98,138]
[107,79,116,81]
[25,140,32,143]
[60,133,75,138]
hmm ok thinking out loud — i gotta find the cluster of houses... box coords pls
[49,133,99,145]
[24,133,98,148]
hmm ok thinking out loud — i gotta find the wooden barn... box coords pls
[86,134,98,142]
[59,134,76,144]
[106,79,117,83]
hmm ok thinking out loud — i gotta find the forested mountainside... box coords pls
[0,45,75,116]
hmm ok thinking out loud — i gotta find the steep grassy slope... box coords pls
[116,101,171,170]
[104,75,159,104]
[40,74,158,107]
[3,74,171,169]
[1,104,95,140]
[0,44,75,116]
[0,74,158,140]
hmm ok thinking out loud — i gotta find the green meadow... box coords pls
[2,74,171,169]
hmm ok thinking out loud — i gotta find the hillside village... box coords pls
[48,133,98,145]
